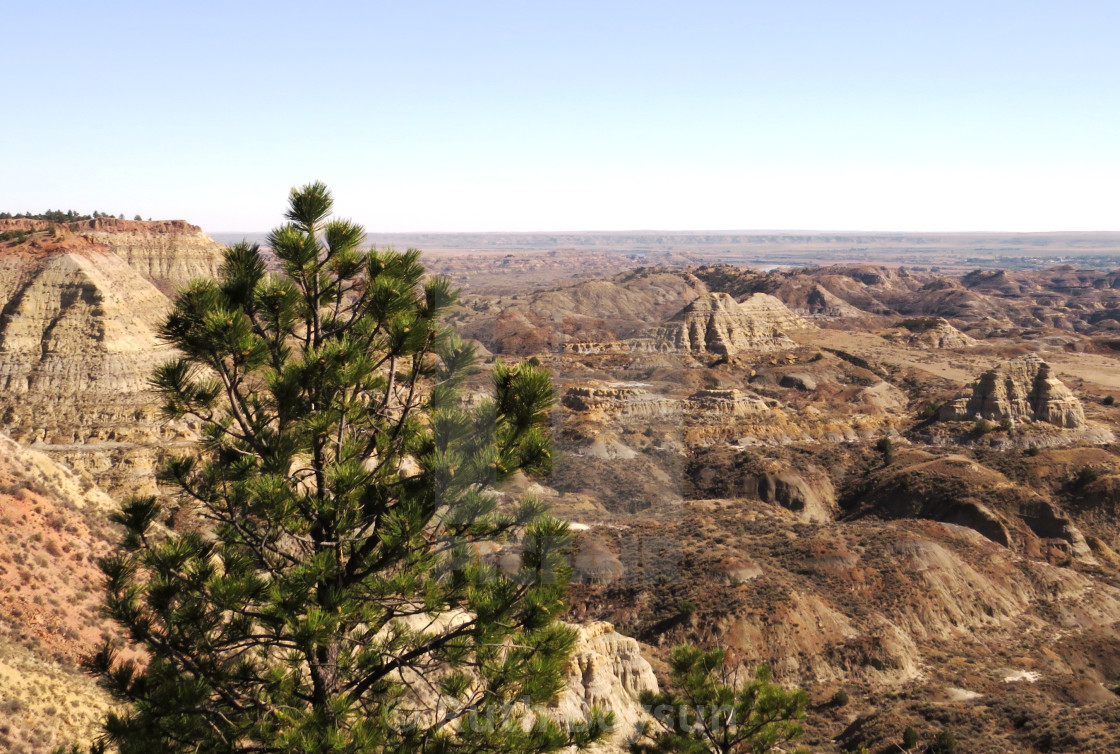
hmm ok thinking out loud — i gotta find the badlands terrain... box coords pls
[5,219,1120,751]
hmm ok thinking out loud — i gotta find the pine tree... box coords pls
[631,646,807,754]
[87,182,609,752]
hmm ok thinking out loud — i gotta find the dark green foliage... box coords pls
[915,402,941,421]
[829,688,849,707]
[972,418,995,436]
[1104,395,1115,406]
[1075,464,1101,489]
[902,726,920,748]
[631,646,807,754]
[85,183,609,753]
[927,729,957,753]
[875,437,894,466]
[677,600,698,617]
[1026,445,1041,457]
[0,209,105,222]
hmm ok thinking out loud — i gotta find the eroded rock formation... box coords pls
[900,316,977,349]
[654,292,806,355]
[940,354,1085,428]
[386,611,658,751]
[687,388,773,416]
[554,621,659,748]
[0,223,210,495]
[562,382,678,421]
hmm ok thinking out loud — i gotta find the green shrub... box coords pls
[633,647,807,754]
[916,402,941,420]
[972,418,994,435]
[928,729,957,753]
[1104,395,1115,406]
[902,726,920,749]
[875,437,894,465]
[830,688,850,707]
[1076,465,1101,489]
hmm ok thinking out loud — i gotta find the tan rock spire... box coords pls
[940,354,1085,428]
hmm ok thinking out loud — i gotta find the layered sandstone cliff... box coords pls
[562,383,678,420]
[0,226,203,495]
[0,243,170,397]
[940,354,1085,428]
[687,388,773,416]
[79,218,224,295]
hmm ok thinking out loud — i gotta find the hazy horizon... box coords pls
[208,228,1120,237]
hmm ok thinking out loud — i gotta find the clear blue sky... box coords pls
[2,1,1117,232]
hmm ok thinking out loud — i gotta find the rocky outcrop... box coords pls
[563,341,633,355]
[940,355,1085,428]
[654,293,805,355]
[803,284,866,318]
[384,613,657,750]
[563,382,678,420]
[855,381,909,412]
[749,471,836,522]
[553,621,658,748]
[573,537,626,584]
[900,317,977,349]
[779,373,817,391]
[687,388,773,415]
[738,291,813,330]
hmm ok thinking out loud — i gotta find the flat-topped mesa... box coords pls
[0,218,225,296]
[654,292,807,355]
[939,354,1086,428]
[76,218,224,296]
